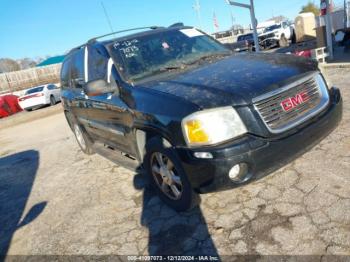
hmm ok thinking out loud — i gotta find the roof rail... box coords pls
[67,26,162,55]
[87,26,161,44]
[67,43,86,55]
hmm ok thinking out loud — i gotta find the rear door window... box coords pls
[25,86,44,95]
[70,49,85,88]
[60,58,71,89]
[47,84,57,90]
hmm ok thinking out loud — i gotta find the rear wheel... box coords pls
[50,96,56,106]
[144,138,199,212]
[73,123,94,155]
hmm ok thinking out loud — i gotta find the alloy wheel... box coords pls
[150,152,183,200]
[74,124,86,150]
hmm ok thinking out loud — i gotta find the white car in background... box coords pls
[258,21,295,49]
[18,84,61,111]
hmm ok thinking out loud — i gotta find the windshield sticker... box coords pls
[179,28,204,38]
[162,42,170,49]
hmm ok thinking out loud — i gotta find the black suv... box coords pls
[61,25,342,211]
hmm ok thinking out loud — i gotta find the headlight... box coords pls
[181,106,247,147]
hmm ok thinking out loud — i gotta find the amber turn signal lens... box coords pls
[184,120,209,144]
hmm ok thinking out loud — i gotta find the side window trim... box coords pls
[84,46,89,82]
[107,58,113,83]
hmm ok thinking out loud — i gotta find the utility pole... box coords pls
[225,0,260,52]
[230,9,235,28]
[325,0,334,60]
[193,0,203,30]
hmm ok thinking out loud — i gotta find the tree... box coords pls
[0,58,21,73]
[17,58,37,70]
[268,15,288,23]
[300,1,320,16]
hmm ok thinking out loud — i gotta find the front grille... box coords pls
[253,73,329,133]
[259,33,275,42]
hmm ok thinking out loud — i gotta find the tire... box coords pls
[279,35,289,47]
[50,95,56,106]
[291,31,297,44]
[144,137,199,212]
[72,122,94,155]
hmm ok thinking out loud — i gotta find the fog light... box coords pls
[228,163,248,182]
[193,152,213,159]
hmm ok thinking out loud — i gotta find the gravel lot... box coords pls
[0,68,349,258]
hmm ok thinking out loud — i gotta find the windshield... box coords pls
[238,34,253,41]
[264,24,281,33]
[25,86,44,95]
[108,28,230,81]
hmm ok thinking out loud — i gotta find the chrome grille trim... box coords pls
[253,72,330,134]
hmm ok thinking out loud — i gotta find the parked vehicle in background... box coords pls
[61,25,342,211]
[212,28,244,44]
[259,21,295,49]
[0,94,22,118]
[18,84,61,111]
[226,33,254,52]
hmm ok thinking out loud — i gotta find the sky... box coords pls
[0,0,344,59]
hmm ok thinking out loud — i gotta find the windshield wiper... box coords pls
[184,52,232,66]
[131,64,187,81]
[159,65,186,71]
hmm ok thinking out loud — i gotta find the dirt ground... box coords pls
[0,68,349,258]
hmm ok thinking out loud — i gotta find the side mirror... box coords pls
[73,78,85,88]
[17,202,47,228]
[84,79,115,96]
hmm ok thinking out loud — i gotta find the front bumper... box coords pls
[259,37,279,48]
[176,87,342,193]
[19,97,47,110]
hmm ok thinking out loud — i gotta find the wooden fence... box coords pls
[0,63,62,94]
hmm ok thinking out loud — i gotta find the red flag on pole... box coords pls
[213,12,219,31]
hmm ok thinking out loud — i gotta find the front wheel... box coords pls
[73,123,94,155]
[144,138,199,212]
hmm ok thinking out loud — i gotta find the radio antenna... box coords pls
[101,1,114,34]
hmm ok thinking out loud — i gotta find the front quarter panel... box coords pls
[123,85,200,147]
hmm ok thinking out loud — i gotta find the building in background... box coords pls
[36,55,65,67]
[212,25,251,44]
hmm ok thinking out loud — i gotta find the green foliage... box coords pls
[300,1,320,16]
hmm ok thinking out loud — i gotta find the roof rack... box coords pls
[168,22,184,28]
[87,26,161,44]
[67,43,86,54]
[67,25,169,55]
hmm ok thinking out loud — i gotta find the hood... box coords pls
[138,53,318,109]
[259,30,279,37]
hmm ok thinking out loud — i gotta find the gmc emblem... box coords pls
[281,92,309,112]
